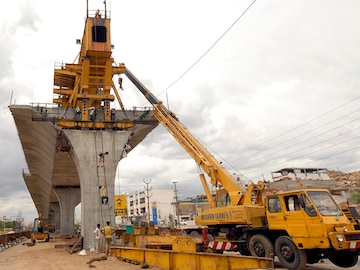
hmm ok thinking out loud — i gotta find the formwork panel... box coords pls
[172,253,200,270]
[145,249,171,269]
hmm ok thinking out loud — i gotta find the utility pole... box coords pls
[143,179,152,224]
[172,181,180,229]
[2,216,6,232]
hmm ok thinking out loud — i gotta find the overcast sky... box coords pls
[1,0,360,223]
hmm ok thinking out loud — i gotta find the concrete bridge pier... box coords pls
[54,187,81,235]
[50,202,61,233]
[64,129,132,248]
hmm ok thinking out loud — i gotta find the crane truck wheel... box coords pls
[275,236,306,270]
[248,234,274,258]
[328,250,358,268]
[189,231,200,236]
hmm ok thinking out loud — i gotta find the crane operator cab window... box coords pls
[298,194,317,217]
[307,191,343,216]
[92,26,107,42]
[284,195,301,211]
[268,197,281,213]
[216,191,231,207]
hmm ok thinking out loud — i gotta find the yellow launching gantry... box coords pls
[53,6,131,129]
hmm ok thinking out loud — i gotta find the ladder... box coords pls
[95,132,112,223]
[342,206,360,229]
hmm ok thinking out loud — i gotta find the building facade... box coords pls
[127,189,174,225]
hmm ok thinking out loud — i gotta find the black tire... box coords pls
[275,236,307,270]
[328,250,358,268]
[248,234,274,258]
[189,231,200,237]
[236,241,251,256]
[207,234,214,242]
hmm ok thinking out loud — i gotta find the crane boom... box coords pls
[125,69,247,206]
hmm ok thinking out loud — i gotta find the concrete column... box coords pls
[48,209,55,230]
[51,202,61,233]
[64,130,131,248]
[54,187,81,235]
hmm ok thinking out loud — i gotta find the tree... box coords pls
[349,192,360,204]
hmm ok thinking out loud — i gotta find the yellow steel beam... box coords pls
[111,80,125,111]
[112,63,126,74]
[56,119,135,129]
[68,76,81,108]
[111,247,274,270]
[53,89,73,95]
[65,63,82,73]
[76,94,115,101]
[126,235,203,249]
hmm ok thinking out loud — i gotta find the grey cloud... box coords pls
[0,27,15,82]
[16,1,41,32]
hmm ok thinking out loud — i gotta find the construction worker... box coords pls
[101,221,115,256]
[93,224,101,253]
[95,9,101,18]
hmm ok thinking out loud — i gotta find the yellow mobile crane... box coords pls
[122,69,360,270]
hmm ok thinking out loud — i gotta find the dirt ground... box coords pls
[1,236,356,270]
[0,236,163,270]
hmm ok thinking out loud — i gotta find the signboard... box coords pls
[114,195,127,217]
[152,205,158,225]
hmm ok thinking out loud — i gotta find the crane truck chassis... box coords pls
[123,69,360,270]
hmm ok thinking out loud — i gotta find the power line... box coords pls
[241,98,360,180]
[239,111,360,171]
[241,96,360,156]
[231,97,360,165]
[156,0,258,97]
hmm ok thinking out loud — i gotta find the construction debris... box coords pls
[328,170,360,188]
[86,256,107,268]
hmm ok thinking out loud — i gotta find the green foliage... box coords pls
[1,221,14,228]
[349,192,360,204]
[1,221,16,232]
